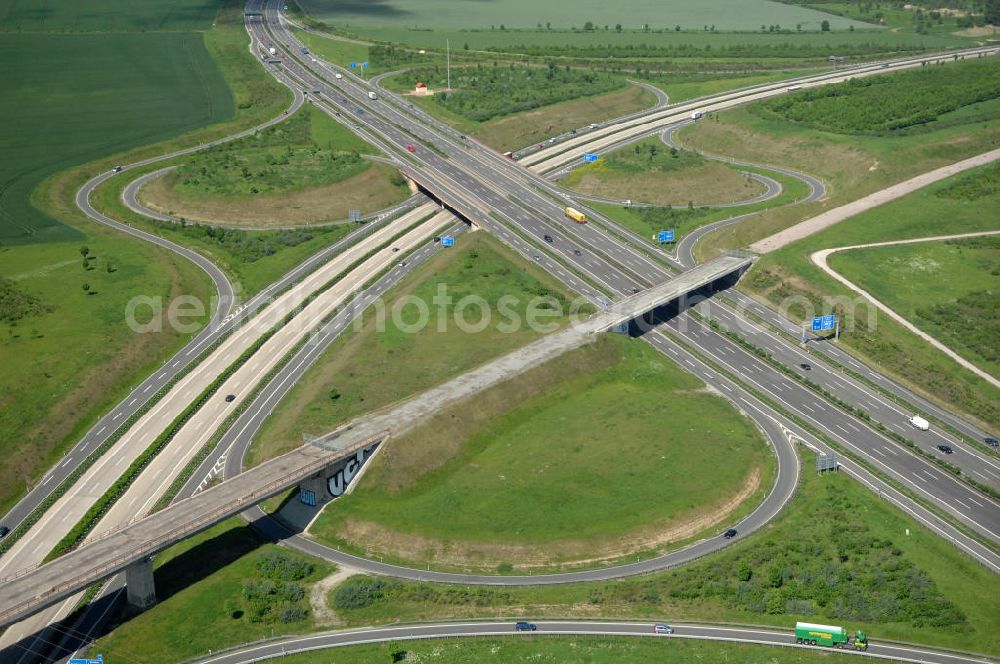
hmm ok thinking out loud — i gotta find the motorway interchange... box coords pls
[1,1,999,661]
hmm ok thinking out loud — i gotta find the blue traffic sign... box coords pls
[362,61,369,68]
[811,315,836,332]
[70,656,102,664]
[657,229,675,243]
[441,235,455,247]
[349,62,357,68]
[583,152,599,163]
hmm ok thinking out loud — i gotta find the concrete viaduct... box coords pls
[0,254,751,628]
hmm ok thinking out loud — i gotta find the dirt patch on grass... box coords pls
[569,162,763,206]
[475,85,656,152]
[140,162,407,227]
[325,466,761,570]
[310,566,354,627]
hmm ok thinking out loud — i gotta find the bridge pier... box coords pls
[125,557,156,610]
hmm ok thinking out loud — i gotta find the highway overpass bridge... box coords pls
[0,255,750,629]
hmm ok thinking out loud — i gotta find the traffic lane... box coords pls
[700,300,1000,486]
[265,19,671,295]
[665,314,1000,540]
[200,620,990,664]
[721,289,1000,461]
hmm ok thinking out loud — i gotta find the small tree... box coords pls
[615,23,622,32]
[79,246,89,259]
[821,19,830,31]
[82,283,90,293]
[583,20,594,31]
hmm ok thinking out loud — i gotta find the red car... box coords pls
[406,144,416,152]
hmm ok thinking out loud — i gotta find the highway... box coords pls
[200,621,995,664]
[260,5,1000,529]
[2,4,996,660]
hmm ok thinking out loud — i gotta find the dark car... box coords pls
[392,247,400,252]
[543,234,553,243]
[573,249,582,256]
[937,445,953,454]
[0,526,9,538]
[800,363,812,370]
[433,236,441,243]
[111,165,123,173]
[984,436,999,448]
[225,394,236,403]
[723,528,738,539]
[515,621,537,632]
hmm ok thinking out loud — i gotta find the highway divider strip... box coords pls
[43,211,436,560]
[660,328,1000,558]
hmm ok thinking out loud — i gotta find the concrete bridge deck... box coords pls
[0,255,750,628]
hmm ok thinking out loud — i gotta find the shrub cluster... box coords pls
[0,277,53,324]
[935,162,1000,201]
[240,552,314,624]
[174,225,326,264]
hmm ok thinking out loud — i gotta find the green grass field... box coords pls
[249,231,592,466]
[209,637,857,663]
[89,519,334,662]
[828,237,1000,380]
[331,457,1000,656]
[309,334,772,571]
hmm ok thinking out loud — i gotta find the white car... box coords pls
[335,73,343,80]
[654,624,674,634]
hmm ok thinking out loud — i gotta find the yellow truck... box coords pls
[565,207,586,224]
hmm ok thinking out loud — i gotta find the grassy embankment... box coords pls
[248,231,593,465]
[828,235,1000,381]
[563,138,764,205]
[138,103,409,227]
[381,65,656,152]
[0,1,266,514]
[308,334,773,572]
[746,162,1000,429]
[89,450,1000,659]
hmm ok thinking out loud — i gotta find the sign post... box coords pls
[656,229,675,244]
[583,152,599,163]
[441,235,455,247]
[809,314,837,342]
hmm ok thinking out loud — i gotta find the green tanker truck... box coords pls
[795,621,868,650]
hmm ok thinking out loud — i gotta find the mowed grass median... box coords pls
[309,333,773,571]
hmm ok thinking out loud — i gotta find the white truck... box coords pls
[268,46,277,56]
[691,110,704,120]
[367,91,378,100]
[908,415,930,431]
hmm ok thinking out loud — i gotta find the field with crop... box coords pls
[299,0,871,31]
[0,31,232,244]
[563,139,763,206]
[828,236,1000,380]
[249,232,591,466]
[0,0,219,32]
[309,334,771,571]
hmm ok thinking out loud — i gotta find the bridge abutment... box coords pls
[125,557,156,610]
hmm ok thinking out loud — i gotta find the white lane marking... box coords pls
[96,426,106,435]
[872,448,886,457]
[955,498,970,510]
[968,496,984,507]
[912,472,927,483]
[112,412,121,420]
